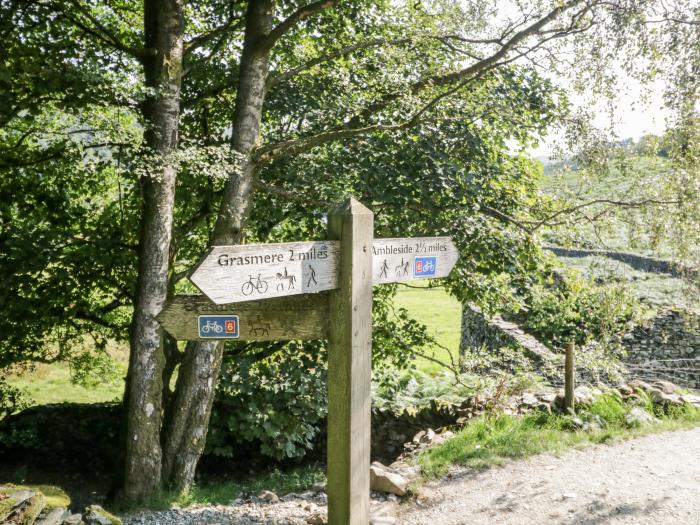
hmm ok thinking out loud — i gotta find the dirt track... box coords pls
[396,427,700,525]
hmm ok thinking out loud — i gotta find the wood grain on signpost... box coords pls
[156,294,329,341]
[327,197,373,525]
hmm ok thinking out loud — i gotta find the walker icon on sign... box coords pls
[414,256,437,277]
[198,315,239,338]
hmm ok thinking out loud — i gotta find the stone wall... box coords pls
[544,245,694,278]
[459,304,700,390]
[622,309,700,390]
[459,305,561,381]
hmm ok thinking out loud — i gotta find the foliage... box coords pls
[0,376,29,419]
[373,369,539,415]
[0,403,121,471]
[520,265,638,348]
[207,343,327,461]
[207,286,436,461]
[418,393,700,478]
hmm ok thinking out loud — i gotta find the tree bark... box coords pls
[161,340,223,490]
[123,0,185,502]
[160,0,274,491]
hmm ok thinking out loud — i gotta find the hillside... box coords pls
[540,154,699,311]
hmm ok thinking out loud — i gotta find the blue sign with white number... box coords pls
[414,256,437,277]
[198,315,239,338]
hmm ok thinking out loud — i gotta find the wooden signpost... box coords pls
[157,197,458,525]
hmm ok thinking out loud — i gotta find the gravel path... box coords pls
[397,427,700,525]
[122,427,700,524]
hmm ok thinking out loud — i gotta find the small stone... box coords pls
[83,504,122,525]
[419,428,436,444]
[311,482,326,493]
[626,407,656,426]
[521,392,539,406]
[651,390,683,406]
[370,462,409,496]
[35,508,67,525]
[369,516,397,524]
[562,493,577,499]
[306,511,327,524]
[258,490,280,504]
[653,380,678,394]
[628,380,655,393]
[680,394,700,406]
[618,384,634,396]
[574,386,595,406]
[62,514,84,525]
[412,430,426,444]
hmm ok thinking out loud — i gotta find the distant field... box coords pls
[393,282,462,375]
[7,286,461,407]
[7,362,125,405]
[541,155,673,257]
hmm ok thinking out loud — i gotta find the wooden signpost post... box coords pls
[157,197,459,525]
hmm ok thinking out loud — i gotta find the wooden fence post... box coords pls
[327,197,373,525]
[564,341,575,412]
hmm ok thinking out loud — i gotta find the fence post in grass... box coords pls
[564,341,575,412]
[327,197,373,525]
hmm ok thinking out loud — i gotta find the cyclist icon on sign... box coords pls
[242,274,268,296]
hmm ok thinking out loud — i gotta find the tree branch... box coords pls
[263,0,336,49]
[257,0,589,161]
[58,0,146,60]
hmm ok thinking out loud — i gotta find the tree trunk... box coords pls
[161,340,223,490]
[160,0,274,491]
[123,0,185,502]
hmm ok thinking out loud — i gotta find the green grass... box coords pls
[418,393,700,478]
[6,362,125,406]
[394,282,462,375]
[124,465,325,511]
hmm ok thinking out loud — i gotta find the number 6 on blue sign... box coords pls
[198,315,239,338]
[414,256,437,277]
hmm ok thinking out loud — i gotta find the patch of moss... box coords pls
[0,497,15,520]
[19,493,45,525]
[0,483,70,509]
[29,485,70,509]
[86,505,123,525]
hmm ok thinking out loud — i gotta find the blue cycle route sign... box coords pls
[198,315,239,338]
[414,256,437,277]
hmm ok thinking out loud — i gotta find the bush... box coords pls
[206,342,327,462]
[521,267,637,348]
[0,403,120,470]
[0,377,29,419]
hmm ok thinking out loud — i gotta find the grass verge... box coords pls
[418,392,700,478]
[123,465,325,511]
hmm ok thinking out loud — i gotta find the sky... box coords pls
[531,71,671,159]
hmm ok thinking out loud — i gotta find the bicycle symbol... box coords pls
[200,320,223,334]
[241,274,269,296]
[422,260,435,272]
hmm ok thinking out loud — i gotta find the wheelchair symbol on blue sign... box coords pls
[198,315,239,338]
[414,256,437,277]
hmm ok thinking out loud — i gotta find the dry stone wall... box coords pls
[459,305,561,381]
[459,305,700,391]
[622,309,700,390]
